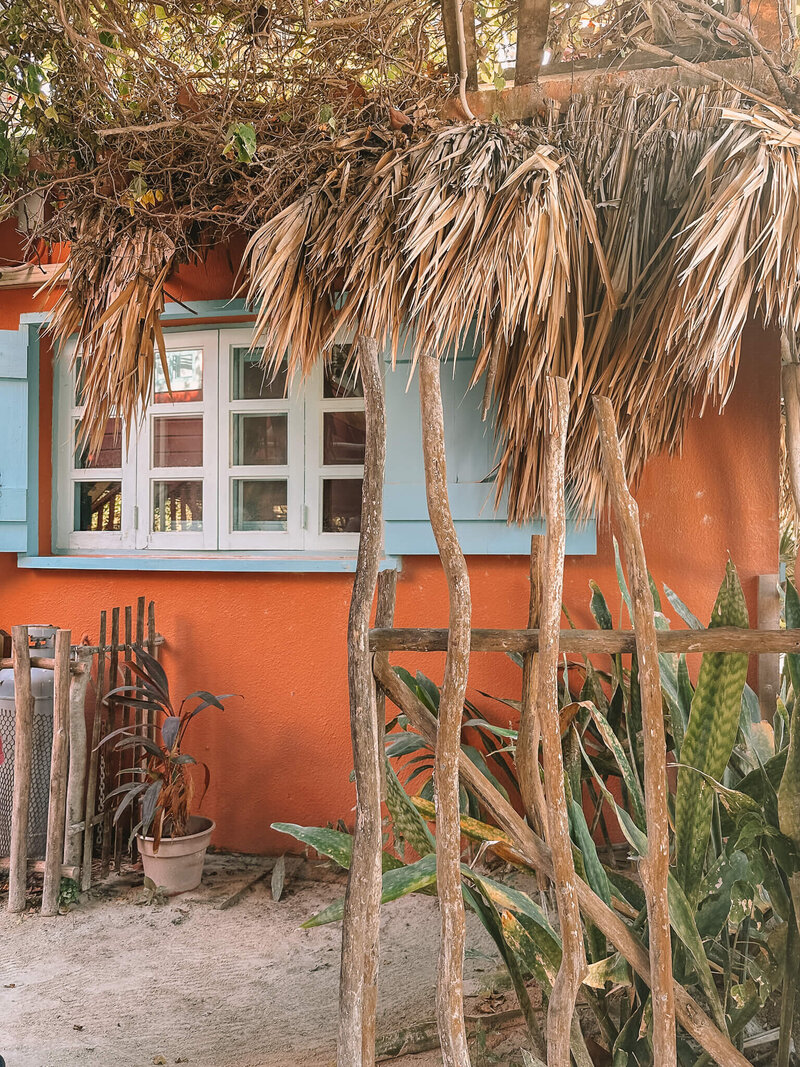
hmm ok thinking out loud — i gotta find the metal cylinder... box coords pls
[0,626,58,859]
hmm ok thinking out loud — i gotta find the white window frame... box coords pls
[54,338,137,553]
[218,328,305,551]
[305,359,364,553]
[133,330,218,551]
[53,327,365,555]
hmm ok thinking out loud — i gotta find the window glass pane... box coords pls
[153,416,203,468]
[74,481,121,532]
[231,346,287,400]
[154,348,203,403]
[322,479,362,533]
[152,480,203,532]
[324,344,363,399]
[323,411,366,465]
[232,480,287,531]
[232,413,287,466]
[75,418,122,470]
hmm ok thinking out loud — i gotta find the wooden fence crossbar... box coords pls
[369,627,800,654]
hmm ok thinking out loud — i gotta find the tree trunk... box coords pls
[515,0,550,85]
[538,379,587,1067]
[442,0,478,91]
[338,336,386,1067]
[419,352,472,1067]
[593,395,676,1067]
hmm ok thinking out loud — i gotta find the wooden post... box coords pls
[8,626,34,913]
[63,646,93,869]
[518,536,547,835]
[593,395,676,1067]
[419,352,471,1067]
[373,659,752,1067]
[538,378,586,1067]
[82,611,106,891]
[338,336,386,1067]
[100,606,120,878]
[41,630,72,916]
[115,604,133,870]
[369,627,800,654]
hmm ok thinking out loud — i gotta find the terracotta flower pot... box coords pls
[137,816,215,894]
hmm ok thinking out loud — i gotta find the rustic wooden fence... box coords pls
[1,597,160,914]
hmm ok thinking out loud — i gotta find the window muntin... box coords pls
[55,329,364,554]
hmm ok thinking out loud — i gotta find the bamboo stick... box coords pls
[538,379,586,1067]
[338,336,386,1067]
[63,646,93,869]
[101,607,120,878]
[82,611,106,891]
[1,857,79,879]
[374,658,751,1067]
[593,394,675,1066]
[41,630,72,916]
[0,657,86,673]
[8,626,34,913]
[368,627,800,653]
[419,352,471,1067]
[115,605,133,872]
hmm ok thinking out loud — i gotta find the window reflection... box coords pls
[152,480,203,532]
[322,479,362,533]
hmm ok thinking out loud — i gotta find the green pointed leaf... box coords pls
[675,561,749,905]
[302,854,437,927]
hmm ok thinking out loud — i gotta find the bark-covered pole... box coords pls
[593,395,676,1067]
[518,536,548,835]
[419,352,472,1067]
[538,378,587,1066]
[338,336,386,1067]
[515,0,551,84]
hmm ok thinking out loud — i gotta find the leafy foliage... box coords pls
[101,646,233,850]
[274,561,800,1064]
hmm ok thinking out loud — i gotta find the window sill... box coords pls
[17,553,401,574]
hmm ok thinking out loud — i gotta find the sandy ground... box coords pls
[0,853,530,1067]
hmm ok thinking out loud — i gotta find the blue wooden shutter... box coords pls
[383,344,596,555]
[0,328,30,551]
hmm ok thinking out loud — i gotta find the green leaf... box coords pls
[584,952,632,989]
[385,760,435,855]
[663,585,703,629]
[302,854,437,927]
[613,537,633,621]
[585,702,646,828]
[784,578,800,700]
[675,562,749,905]
[271,822,404,873]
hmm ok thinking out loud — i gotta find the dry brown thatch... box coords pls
[48,85,800,520]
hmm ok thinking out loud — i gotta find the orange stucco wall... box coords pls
[0,233,781,854]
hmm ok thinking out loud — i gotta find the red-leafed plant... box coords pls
[101,646,232,851]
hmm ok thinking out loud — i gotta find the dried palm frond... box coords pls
[47,212,179,450]
[54,85,800,523]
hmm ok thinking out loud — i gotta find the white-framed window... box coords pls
[54,328,365,554]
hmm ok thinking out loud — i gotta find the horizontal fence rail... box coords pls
[369,627,800,654]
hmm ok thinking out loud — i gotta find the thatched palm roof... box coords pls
[48,85,800,520]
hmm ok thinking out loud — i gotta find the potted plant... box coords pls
[102,647,231,894]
